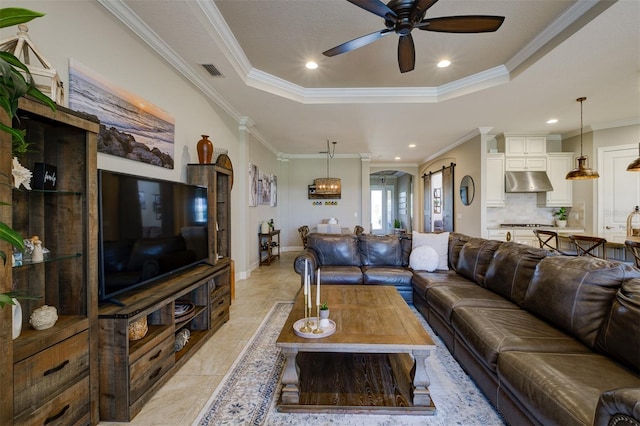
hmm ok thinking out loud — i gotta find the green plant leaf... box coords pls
[0,221,24,251]
[0,291,40,308]
[0,8,45,29]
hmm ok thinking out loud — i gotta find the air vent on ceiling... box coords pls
[201,64,223,78]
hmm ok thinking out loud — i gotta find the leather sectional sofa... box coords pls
[294,232,640,426]
[293,233,413,302]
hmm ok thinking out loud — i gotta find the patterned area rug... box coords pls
[194,302,506,426]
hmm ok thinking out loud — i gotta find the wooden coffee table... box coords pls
[276,285,436,414]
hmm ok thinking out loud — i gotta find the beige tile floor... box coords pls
[98,251,302,426]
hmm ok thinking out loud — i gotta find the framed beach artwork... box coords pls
[68,59,175,169]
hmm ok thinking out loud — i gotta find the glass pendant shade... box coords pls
[566,97,599,180]
[627,143,640,171]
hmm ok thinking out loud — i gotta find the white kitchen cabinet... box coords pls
[504,136,547,156]
[505,156,547,171]
[487,228,538,247]
[537,153,573,207]
[486,153,505,207]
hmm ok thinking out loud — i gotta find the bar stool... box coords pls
[625,240,640,268]
[569,235,607,258]
[533,229,576,255]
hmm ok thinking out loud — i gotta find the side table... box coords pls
[259,230,280,265]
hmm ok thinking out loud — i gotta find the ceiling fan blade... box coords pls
[409,0,439,22]
[418,15,505,33]
[347,0,397,20]
[323,29,392,57]
[398,34,415,73]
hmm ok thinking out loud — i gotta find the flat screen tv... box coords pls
[98,170,209,305]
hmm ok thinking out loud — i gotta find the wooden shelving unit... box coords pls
[96,158,234,422]
[259,230,280,265]
[98,262,231,421]
[0,98,100,425]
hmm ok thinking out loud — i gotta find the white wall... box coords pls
[248,135,279,268]
[286,157,362,248]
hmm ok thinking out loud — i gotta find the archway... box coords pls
[369,170,413,235]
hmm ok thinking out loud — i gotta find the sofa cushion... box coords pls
[362,266,413,286]
[358,234,402,266]
[428,285,519,322]
[484,242,550,305]
[317,266,363,284]
[307,234,360,266]
[456,238,502,286]
[448,232,471,271]
[409,245,439,271]
[452,306,590,372]
[497,351,640,426]
[412,231,449,270]
[411,270,476,300]
[595,278,640,373]
[522,256,640,348]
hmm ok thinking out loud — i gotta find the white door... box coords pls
[598,144,640,242]
[371,185,394,235]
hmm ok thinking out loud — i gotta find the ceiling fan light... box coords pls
[566,156,600,180]
[627,142,640,171]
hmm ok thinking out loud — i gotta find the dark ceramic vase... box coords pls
[197,135,213,164]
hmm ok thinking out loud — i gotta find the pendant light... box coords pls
[566,97,599,180]
[626,142,640,171]
[314,140,341,195]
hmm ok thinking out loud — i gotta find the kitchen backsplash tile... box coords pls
[487,193,584,228]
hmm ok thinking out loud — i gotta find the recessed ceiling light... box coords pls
[547,118,558,124]
[394,156,401,160]
[305,61,318,70]
[409,144,416,148]
[437,59,451,68]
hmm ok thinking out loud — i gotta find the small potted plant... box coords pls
[553,207,568,228]
[319,301,330,327]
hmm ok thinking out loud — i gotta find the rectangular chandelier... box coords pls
[314,177,341,195]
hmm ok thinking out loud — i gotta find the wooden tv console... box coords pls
[98,260,231,421]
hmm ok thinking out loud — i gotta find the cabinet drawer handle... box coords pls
[148,367,162,381]
[43,360,69,376]
[44,404,69,424]
[149,349,162,361]
[217,299,225,306]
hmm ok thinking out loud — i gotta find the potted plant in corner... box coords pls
[0,7,55,310]
[553,207,568,228]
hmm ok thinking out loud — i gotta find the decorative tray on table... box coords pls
[293,318,336,339]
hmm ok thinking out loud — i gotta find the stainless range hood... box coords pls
[505,171,554,193]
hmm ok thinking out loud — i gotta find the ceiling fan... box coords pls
[322,0,505,73]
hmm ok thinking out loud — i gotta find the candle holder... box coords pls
[300,303,313,333]
[313,305,323,334]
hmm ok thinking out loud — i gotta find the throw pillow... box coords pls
[412,231,450,270]
[409,245,439,272]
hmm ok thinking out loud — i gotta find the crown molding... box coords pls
[97,0,272,146]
